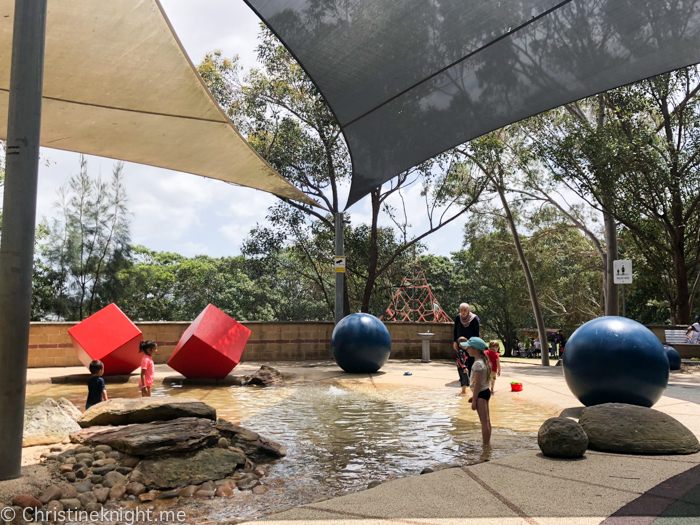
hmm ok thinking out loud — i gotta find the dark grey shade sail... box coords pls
[245,0,700,208]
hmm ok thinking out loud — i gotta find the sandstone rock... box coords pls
[103,471,127,488]
[57,399,83,421]
[63,472,77,482]
[216,419,286,459]
[247,366,285,387]
[58,484,77,499]
[125,482,145,497]
[215,481,236,498]
[39,485,63,505]
[75,480,93,494]
[59,499,81,511]
[12,495,42,509]
[23,398,81,447]
[92,487,110,504]
[74,417,219,456]
[252,485,269,494]
[178,486,198,498]
[134,448,246,490]
[538,418,588,459]
[77,493,97,507]
[78,398,216,428]
[579,403,700,455]
[109,484,127,500]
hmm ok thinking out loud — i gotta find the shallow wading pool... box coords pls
[25,377,550,521]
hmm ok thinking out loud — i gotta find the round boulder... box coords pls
[579,403,700,455]
[537,417,588,458]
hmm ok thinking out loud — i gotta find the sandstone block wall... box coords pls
[27,321,456,369]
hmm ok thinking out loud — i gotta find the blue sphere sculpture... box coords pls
[331,313,391,373]
[664,345,682,371]
[563,317,668,407]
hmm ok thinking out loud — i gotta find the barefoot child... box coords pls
[485,340,501,393]
[86,360,108,410]
[139,340,157,397]
[466,337,492,447]
[456,336,470,395]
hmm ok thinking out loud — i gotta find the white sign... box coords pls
[613,260,633,284]
[334,256,346,273]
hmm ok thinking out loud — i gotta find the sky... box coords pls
[32,0,467,259]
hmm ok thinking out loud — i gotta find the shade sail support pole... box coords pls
[0,0,48,481]
[334,212,345,325]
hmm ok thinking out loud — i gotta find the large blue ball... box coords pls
[563,317,668,407]
[331,313,391,373]
[664,345,682,371]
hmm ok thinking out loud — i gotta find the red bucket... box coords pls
[510,382,523,392]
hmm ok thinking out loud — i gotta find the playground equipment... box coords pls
[383,260,450,323]
[563,317,668,407]
[68,303,143,375]
[664,345,682,371]
[168,304,251,379]
[331,313,391,373]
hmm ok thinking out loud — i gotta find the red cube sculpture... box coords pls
[68,303,143,375]
[168,304,251,378]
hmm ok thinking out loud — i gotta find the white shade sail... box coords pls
[0,0,316,207]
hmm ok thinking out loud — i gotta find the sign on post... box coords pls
[334,256,346,273]
[613,260,633,284]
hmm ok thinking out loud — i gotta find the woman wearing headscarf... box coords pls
[454,303,480,391]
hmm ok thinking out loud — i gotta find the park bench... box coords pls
[665,329,691,345]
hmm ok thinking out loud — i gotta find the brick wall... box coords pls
[27,321,455,369]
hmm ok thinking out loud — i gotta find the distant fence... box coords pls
[27,321,455,368]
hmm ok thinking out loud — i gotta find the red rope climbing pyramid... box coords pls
[382,259,451,323]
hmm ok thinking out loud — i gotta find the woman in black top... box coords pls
[454,303,480,374]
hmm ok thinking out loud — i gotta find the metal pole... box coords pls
[334,212,344,325]
[0,0,48,481]
[622,284,626,318]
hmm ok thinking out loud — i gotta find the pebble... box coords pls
[63,457,77,465]
[63,472,77,483]
[107,451,122,460]
[75,480,93,494]
[12,494,43,509]
[109,484,127,500]
[157,491,179,500]
[103,471,126,488]
[58,484,78,499]
[199,481,215,492]
[93,451,106,460]
[92,464,116,476]
[94,445,112,453]
[121,456,141,469]
[217,438,230,449]
[59,498,81,511]
[195,490,216,499]
[138,492,157,503]
[215,481,237,498]
[178,486,198,498]
[367,480,382,489]
[90,475,103,485]
[84,502,102,513]
[125,482,146,497]
[252,485,269,495]
[92,488,110,504]
[74,467,90,479]
[77,493,97,507]
[46,501,63,514]
[59,464,73,474]
[46,455,58,461]
[116,466,133,476]
[75,446,92,454]
[254,466,268,478]
[50,446,63,452]
[121,500,138,510]
[38,485,62,505]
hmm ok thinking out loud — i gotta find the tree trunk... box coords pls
[360,190,381,313]
[496,184,550,366]
[602,200,619,316]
